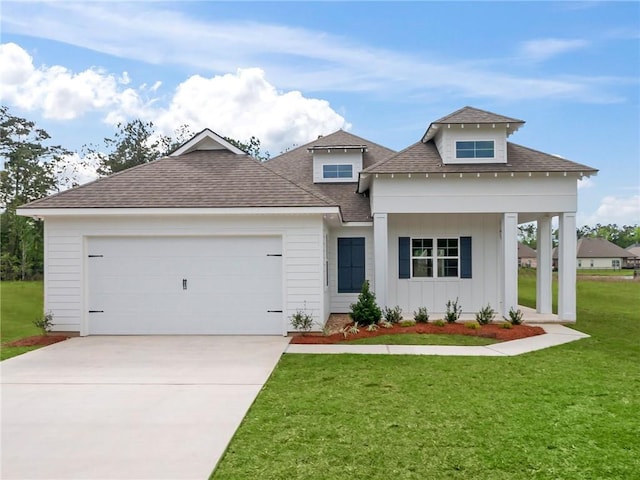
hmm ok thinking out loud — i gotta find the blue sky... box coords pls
[1,1,639,226]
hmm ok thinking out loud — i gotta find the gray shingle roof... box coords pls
[432,106,525,125]
[264,130,395,222]
[552,237,634,259]
[518,243,537,258]
[363,140,598,175]
[21,150,336,209]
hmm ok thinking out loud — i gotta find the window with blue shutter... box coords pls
[338,237,365,293]
[460,236,472,278]
[399,237,410,279]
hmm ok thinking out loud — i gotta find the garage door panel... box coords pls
[88,236,283,335]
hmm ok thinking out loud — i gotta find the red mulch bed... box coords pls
[3,335,70,347]
[290,323,545,344]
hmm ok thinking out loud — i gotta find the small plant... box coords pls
[399,319,416,327]
[348,322,360,335]
[33,311,54,336]
[444,298,462,323]
[432,319,446,327]
[349,280,382,326]
[466,321,480,330]
[315,321,330,336]
[379,320,393,329]
[289,303,314,334]
[366,323,378,332]
[501,322,513,329]
[413,307,429,323]
[475,304,496,325]
[508,307,524,325]
[383,305,403,323]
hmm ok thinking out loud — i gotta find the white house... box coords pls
[18,106,598,335]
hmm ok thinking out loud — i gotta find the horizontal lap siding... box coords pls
[44,214,325,334]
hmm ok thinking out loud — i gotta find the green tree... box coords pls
[0,106,68,280]
[224,135,270,162]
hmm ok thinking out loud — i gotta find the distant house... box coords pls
[625,244,640,268]
[553,237,634,270]
[518,243,537,268]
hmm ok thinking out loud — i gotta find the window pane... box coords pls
[476,149,494,158]
[438,258,459,277]
[337,165,353,177]
[323,165,337,178]
[413,258,433,277]
[457,141,475,149]
[476,141,494,149]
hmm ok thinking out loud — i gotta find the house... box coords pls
[553,237,635,270]
[18,106,598,335]
[625,244,640,268]
[518,243,537,268]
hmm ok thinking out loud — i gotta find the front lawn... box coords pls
[343,333,497,346]
[212,273,640,479]
[1,281,44,360]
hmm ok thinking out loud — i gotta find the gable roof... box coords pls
[20,150,337,210]
[170,128,245,156]
[518,242,537,258]
[552,237,634,259]
[264,130,395,222]
[626,244,640,257]
[362,140,598,175]
[423,106,525,141]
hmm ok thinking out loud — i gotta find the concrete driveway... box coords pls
[1,336,289,480]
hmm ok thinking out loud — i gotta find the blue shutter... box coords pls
[460,236,472,279]
[338,238,365,293]
[399,237,410,279]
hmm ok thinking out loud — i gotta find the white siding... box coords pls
[328,226,374,313]
[371,175,578,214]
[43,214,325,334]
[437,125,507,164]
[313,151,363,183]
[388,213,501,316]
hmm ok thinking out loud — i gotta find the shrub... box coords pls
[433,319,446,327]
[501,322,513,329]
[466,321,480,330]
[366,323,378,332]
[379,320,393,329]
[348,322,360,335]
[349,280,382,326]
[289,304,314,334]
[444,298,462,323]
[508,307,524,325]
[399,319,416,327]
[383,305,403,323]
[413,307,429,323]
[33,311,54,336]
[475,304,496,325]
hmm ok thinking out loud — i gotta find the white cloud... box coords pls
[0,2,626,103]
[578,177,595,189]
[584,195,640,225]
[519,38,590,62]
[153,68,348,154]
[55,152,100,190]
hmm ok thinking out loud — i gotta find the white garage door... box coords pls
[87,236,283,335]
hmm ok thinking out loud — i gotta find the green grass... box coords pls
[212,272,640,479]
[1,281,44,360]
[342,333,497,346]
[576,268,633,276]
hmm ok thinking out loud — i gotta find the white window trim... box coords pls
[323,164,353,179]
[410,237,460,279]
[455,140,495,160]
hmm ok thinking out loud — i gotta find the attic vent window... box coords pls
[456,141,494,159]
[323,164,353,179]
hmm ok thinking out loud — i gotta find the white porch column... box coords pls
[536,215,553,314]
[373,213,388,308]
[502,213,519,318]
[558,212,577,321]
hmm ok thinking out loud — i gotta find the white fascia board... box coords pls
[341,221,373,227]
[170,129,245,156]
[17,206,340,218]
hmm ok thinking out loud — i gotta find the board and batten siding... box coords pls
[438,125,508,164]
[371,175,577,215]
[43,214,326,334]
[387,213,501,315]
[328,226,374,313]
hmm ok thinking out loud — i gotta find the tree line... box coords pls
[0,106,268,280]
[518,223,639,250]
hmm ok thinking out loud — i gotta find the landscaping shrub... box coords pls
[383,305,403,323]
[433,319,446,327]
[466,321,480,330]
[508,307,524,325]
[289,304,314,334]
[399,319,416,327]
[475,304,496,325]
[501,322,513,329]
[413,307,429,323]
[444,298,462,323]
[349,280,382,325]
[33,311,54,336]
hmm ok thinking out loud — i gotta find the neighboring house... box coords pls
[18,106,598,335]
[553,237,634,270]
[518,243,537,268]
[625,244,640,268]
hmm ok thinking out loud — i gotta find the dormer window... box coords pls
[323,164,353,179]
[456,141,494,159]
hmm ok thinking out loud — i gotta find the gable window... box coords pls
[323,164,353,179]
[411,238,459,278]
[338,237,365,293]
[456,141,494,159]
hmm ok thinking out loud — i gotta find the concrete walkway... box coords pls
[285,324,590,356]
[1,336,289,480]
